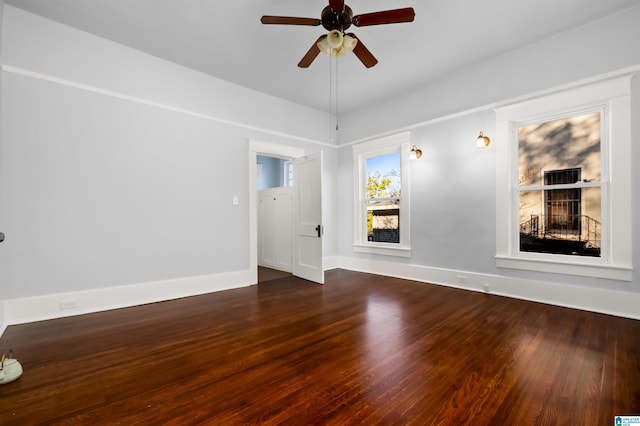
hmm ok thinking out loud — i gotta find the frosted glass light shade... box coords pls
[318,31,358,58]
[317,36,331,55]
[342,34,357,51]
[476,131,490,148]
[327,30,344,49]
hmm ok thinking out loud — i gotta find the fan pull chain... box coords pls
[329,55,334,142]
[335,56,339,133]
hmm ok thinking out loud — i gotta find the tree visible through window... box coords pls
[365,153,401,243]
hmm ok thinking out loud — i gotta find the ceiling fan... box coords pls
[260,0,415,68]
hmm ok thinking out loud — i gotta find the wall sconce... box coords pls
[409,145,422,159]
[476,131,490,149]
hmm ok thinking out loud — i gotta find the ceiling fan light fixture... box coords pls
[320,31,357,57]
[261,1,415,68]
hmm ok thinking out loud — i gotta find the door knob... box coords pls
[0,232,4,243]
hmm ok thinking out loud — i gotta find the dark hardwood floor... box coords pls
[258,266,292,283]
[1,269,638,425]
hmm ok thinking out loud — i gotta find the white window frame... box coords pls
[353,132,411,257]
[495,76,632,281]
[283,159,293,187]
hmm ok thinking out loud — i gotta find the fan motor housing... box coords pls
[321,5,353,31]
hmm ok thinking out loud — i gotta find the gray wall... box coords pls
[1,2,638,320]
[0,6,335,300]
[336,4,640,296]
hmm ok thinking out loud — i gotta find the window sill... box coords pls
[495,255,632,281]
[353,243,411,258]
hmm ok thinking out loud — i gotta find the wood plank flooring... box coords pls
[1,269,638,425]
[258,266,292,283]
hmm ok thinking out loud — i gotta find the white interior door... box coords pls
[293,151,324,284]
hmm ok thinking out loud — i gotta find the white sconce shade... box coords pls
[476,131,490,148]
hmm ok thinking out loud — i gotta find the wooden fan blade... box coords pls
[352,8,415,27]
[298,36,326,68]
[346,33,378,68]
[261,16,322,26]
[329,0,345,13]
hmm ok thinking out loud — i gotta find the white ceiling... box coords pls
[5,0,640,113]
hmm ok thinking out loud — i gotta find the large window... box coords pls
[353,133,411,257]
[495,76,632,281]
[518,112,601,257]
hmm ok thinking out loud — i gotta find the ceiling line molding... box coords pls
[495,64,640,109]
[340,103,496,148]
[339,63,640,148]
[2,64,338,148]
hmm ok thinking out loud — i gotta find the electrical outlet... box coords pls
[59,299,77,310]
[483,283,490,293]
[456,275,467,284]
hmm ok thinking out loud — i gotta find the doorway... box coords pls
[256,155,294,275]
[248,140,324,285]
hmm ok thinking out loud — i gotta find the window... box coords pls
[366,152,401,243]
[517,112,601,257]
[283,160,293,187]
[495,76,632,281]
[353,133,411,257]
[256,155,292,190]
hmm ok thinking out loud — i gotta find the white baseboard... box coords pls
[324,256,340,271]
[336,256,640,320]
[2,258,636,339]
[2,269,255,329]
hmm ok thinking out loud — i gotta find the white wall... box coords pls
[2,7,331,144]
[335,5,640,319]
[0,5,338,329]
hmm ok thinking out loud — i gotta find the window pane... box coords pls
[367,199,400,243]
[519,188,601,257]
[283,160,293,187]
[366,152,401,199]
[518,112,601,186]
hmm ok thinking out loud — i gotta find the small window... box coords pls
[353,133,411,257]
[283,160,293,187]
[366,152,401,243]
